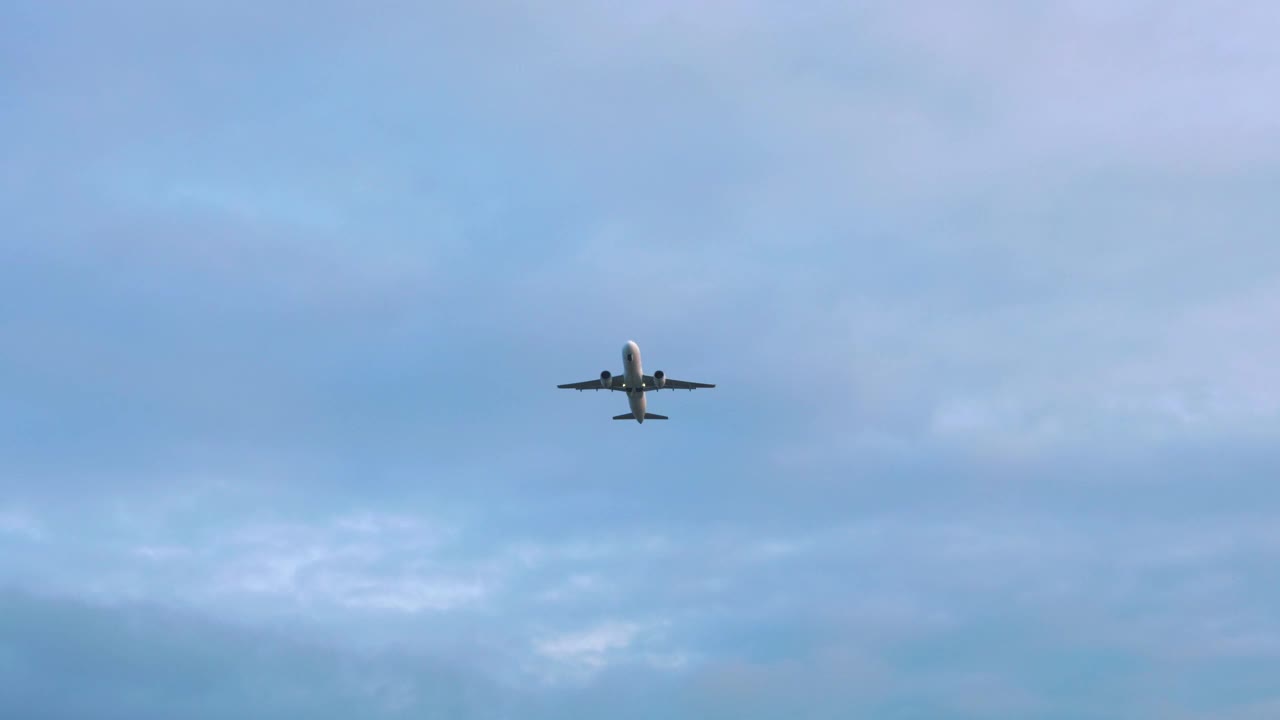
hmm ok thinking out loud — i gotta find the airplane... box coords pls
[557,340,715,423]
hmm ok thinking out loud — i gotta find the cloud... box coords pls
[0,507,43,540]
[5,492,1280,717]
[0,589,510,720]
[535,622,642,670]
[3,0,1280,717]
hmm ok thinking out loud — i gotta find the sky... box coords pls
[2,1,1280,717]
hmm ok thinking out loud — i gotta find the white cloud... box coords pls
[536,622,642,668]
[132,544,190,561]
[534,573,602,604]
[196,515,488,614]
[530,619,685,683]
[328,577,489,614]
[0,508,43,541]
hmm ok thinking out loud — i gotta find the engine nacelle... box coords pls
[653,370,666,388]
[600,370,612,388]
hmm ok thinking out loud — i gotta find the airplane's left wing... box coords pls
[557,374,623,391]
[645,375,715,390]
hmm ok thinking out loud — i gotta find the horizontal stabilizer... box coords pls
[643,413,668,420]
[612,413,636,420]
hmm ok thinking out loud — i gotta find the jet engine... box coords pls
[600,370,612,388]
[653,370,666,388]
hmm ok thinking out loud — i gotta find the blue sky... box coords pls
[3,1,1280,717]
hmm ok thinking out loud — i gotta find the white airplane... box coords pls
[558,340,715,423]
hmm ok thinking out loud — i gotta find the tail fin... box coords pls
[612,413,636,420]
[643,413,668,420]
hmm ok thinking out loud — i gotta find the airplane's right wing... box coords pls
[646,375,715,390]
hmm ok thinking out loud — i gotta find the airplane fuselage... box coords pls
[623,340,647,422]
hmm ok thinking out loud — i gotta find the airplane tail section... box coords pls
[612,413,636,420]
[613,413,668,421]
[643,413,668,420]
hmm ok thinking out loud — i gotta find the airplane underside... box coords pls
[557,341,715,423]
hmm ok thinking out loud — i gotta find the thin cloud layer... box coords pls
[3,1,1280,718]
